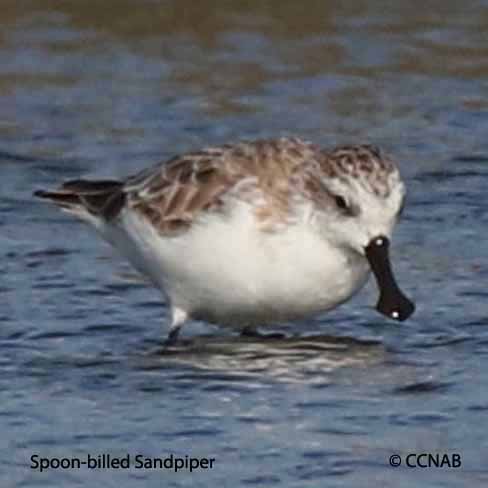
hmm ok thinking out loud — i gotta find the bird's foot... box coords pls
[240,327,286,340]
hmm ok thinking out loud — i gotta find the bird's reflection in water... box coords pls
[142,334,386,384]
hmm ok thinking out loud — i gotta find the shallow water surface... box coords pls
[1,1,488,487]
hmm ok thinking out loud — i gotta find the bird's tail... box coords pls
[34,179,126,221]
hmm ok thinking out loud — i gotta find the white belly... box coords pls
[104,202,370,328]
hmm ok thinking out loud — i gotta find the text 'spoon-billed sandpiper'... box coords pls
[35,137,415,344]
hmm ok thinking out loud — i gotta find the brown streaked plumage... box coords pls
[123,137,317,233]
[117,137,397,234]
[35,138,397,234]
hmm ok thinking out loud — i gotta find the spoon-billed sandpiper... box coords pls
[35,137,415,343]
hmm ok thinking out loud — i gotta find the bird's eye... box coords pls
[334,195,349,211]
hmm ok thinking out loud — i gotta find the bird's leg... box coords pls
[164,307,187,346]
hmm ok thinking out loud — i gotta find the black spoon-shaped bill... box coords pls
[364,236,415,321]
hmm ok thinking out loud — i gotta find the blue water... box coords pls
[1,2,488,486]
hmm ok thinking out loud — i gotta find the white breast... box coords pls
[103,200,370,328]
